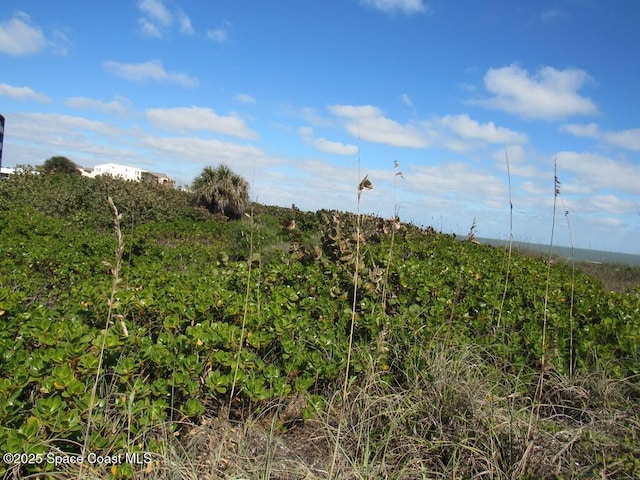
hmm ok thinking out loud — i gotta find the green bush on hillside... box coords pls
[0,172,638,477]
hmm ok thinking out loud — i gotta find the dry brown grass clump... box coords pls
[15,342,637,480]
[124,345,637,480]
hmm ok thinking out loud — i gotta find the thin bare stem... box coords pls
[80,196,124,479]
[496,148,513,332]
[228,206,255,418]
[382,161,403,307]
[561,199,576,378]
[330,136,369,480]
[522,157,560,473]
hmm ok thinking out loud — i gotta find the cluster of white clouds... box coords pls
[136,0,230,42]
[0,11,70,56]
[146,107,257,140]
[470,64,598,120]
[330,104,427,148]
[0,83,50,103]
[0,1,228,59]
[0,11,46,55]
[299,126,359,156]
[2,57,637,200]
[64,96,130,115]
[100,0,235,88]
[137,0,193,37]
[560,123,640,151]
[103,59,198,88]
[324,105,528,153]
[1,1,638,251]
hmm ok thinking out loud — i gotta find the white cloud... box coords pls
[589,217,623,228]
[557,151,640,194]
[313,138,359,156]
[177,10,195,35]
[472,64,598,120]
[138,18,162,38]
[500,144,527,164]
[0,12,47,55]
[405,162,506,206]
[141,135,274,170]
[50,28,72,56]
[328,105,528,152]
[64,96,129,115]
[561,123,640,151]
[360,0,430,15]
[300,107,333,127]
[329,104,428,148]
[103,60,198,87]
[146,107,257,139]
[552,179,591,195]
[440,114,528,144]
[139,0,172,25]
[522,181,546,195]
[401,93,414,108]
[235,93,256,105]
[560,122,600,138]
[137,0,195,37]
[298,127,358,155]
[6,112,269,177]
[208,22,231,43]
[0,83,50,102]
[587,195,636,215]
[491,145,547,178]
[603,129,640,151]
[298,127,313,137]
[7,113,124,165]
[138,0,172,32]
[11,113,121,137]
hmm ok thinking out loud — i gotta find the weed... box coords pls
[80,196,125,479]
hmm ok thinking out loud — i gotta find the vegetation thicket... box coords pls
[0,168,638,479]
[41,156,81,176]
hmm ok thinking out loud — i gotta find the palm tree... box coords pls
[192,164,250,219]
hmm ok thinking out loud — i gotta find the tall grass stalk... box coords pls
[563,208,577,378]
[329,148,372,479]
[79,196,124,479]
[228,205,255,418]
[496,148,513,332]
[561,201,576,378]
[520,157,560,474]
[378,161,402,365]
[381,160,402,312]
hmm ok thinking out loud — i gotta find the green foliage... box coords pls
[41,156,80,175]
[0,168,205,229]
[192,164,250,219]
[0,176,638,476]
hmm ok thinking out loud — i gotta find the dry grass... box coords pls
[568,261,640,293]
[13,341,638,479]
[188,349,637,480]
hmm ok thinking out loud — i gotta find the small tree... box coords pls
[42,156,80,175]
[192,164,250,219]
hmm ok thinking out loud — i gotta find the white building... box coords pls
[85,163,174,186]
[88,163,144,182]
[0,166,15,178]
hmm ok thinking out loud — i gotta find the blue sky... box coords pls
[1,0,639,253]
